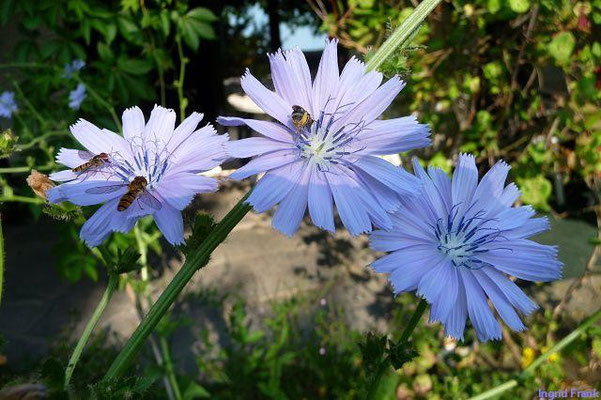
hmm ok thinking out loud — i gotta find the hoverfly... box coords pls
[291,105,313,134]
[72,152,110,174]
[85,176,162,212]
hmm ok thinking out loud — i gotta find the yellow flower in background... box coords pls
[541,346,560,363]
[522,347,536,369]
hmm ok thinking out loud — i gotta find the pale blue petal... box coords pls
[230,150,299,180]
[53,180,126,206]
[144,105,176,144]
[354,168,401,213]
[370,229,432,252]
[49,169,78,182]
[216,117,294,143]
[227,137,294,158]
[312,39,339,115]
[506,217,550,239]
[272,167,311,236]
[452,154,478,211]
[55,148,93,168]
[247,161,304,213]
[417,258,456,323]
[473,269,525,332]
[154,173,218,210]
[361,117,431,155]
[121,106,145,140]
[80,199,120,247]
[240,70,294,130]
[153,202,184,245]
[480,239,562,282]
[325,166,371,235]
[355,155,420,196]
[333,57,382,116]
[443,278,468,340]
[460,269,502,341]
[481,268,538,315]
[70,119,132,158]
[308,167,335,232]
[269,48,312,112]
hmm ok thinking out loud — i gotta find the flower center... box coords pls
[433,203,507,270]
[110,135,171,188]
[299,128,338,168]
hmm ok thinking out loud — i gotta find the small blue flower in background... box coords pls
[0,91,18,119]
[68,83,87,110]
[63,59,85,78]
[219,39,430,236]
[369,154,563,342]
[47,105,229,247]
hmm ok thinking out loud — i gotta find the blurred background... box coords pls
[0,0,600,398]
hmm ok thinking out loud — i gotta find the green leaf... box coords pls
[187,7,218,22]
[117,58,153,75]
[183,381,211,399]
[548,32,576,65]
[97,42,114,60]
[509,0,530,13]
[517,175,553,211]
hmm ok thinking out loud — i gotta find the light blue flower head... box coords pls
[370,154,563,342]
[68,83,87,110]
[63,59,86,78]
[47,106,229,247]
[0,91,18,119]
[218,39,431,236]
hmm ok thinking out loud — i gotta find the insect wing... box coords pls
[85,183,127,194]
[139,191,162,210]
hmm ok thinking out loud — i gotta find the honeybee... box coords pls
[291,105,313,133]
[72,152,110,173]
[85,176,162,212]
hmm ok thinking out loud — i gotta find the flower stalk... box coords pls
[365,0,442,72]
[103,192,252,381]
[469,306,601,400]
[64,273,118,388]
[0,216,4,306]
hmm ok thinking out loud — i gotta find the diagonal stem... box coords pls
[103,192,252,381]
[469,307,601,400]
[64,273,118,388]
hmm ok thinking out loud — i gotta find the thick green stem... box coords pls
[400,298,428,343]
[365,0,442,72]
[64,273,118,388]
[103,192,252,381]
[469,307,601,400]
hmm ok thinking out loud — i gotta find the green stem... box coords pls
[160,336,183,400]
[17,131,67,151]
[103,192,252,381]
[0,195,45,204]
[0,164,54,174]
[0,216,4,306]
[64,273,118,388]
[12,80,48,129]
[469,307,601,400]
[174,35,188,121]
[74,76,122,132]
[366,299,428,399]
[400,298,428,343]
[365,0,442,72]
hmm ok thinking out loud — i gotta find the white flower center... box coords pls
[300,128,337,167]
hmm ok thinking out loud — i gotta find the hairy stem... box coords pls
[365,0,442,72]
[175,35,188,121]
[160,336,182,400]
[103,192,252,381]
[469,307,601,400]
[64,273,118,388]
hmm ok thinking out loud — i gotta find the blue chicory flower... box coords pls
[47,105,229,247]
[63,59,86,78]
[369,154,563,341]
[68,83,87,110]
[0,91,18,119]
[219,39,431,236]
